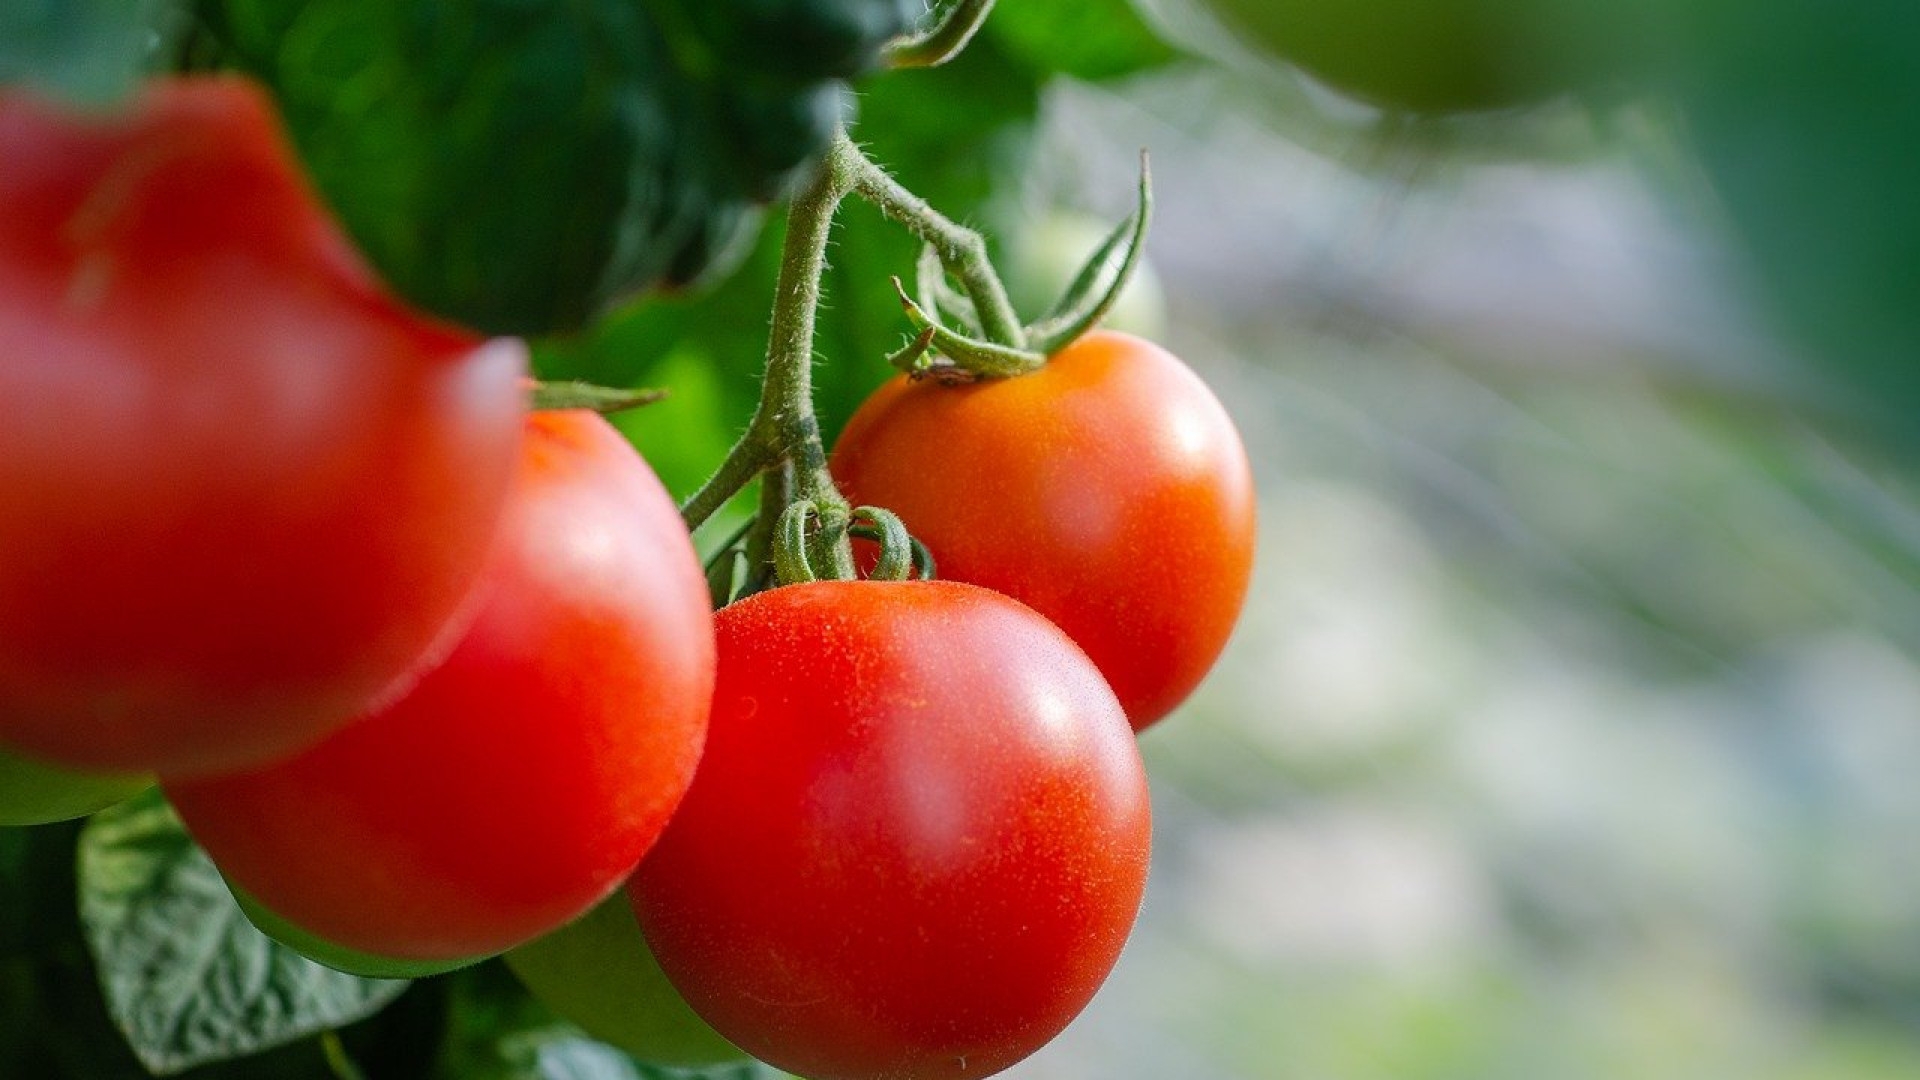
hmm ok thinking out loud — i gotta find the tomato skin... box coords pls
[0,77,527,776]
[230,884,483,979]
[632,580,1151,1080]
[832,330,1256,730]
[166,411,714,962]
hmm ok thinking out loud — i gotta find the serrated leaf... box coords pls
[76,790,408,1075]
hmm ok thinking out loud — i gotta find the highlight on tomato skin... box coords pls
[163,410,715,966]
[832,329,1257,731]
[633,579,1152,1080]
[0,76,529,777]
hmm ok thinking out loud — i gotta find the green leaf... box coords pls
[76,790,408,1075]
[0,0,167,104]
[987,0,1180,83]
[1669,0,1920,456]
[197,0,914,337]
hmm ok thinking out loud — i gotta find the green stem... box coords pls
[679,147,855,534]
[884,0,998,69]
[834,132,1026,349]
[679,431,772,533]
[740,461,795,595]
[320,1032,367,1080]
[680,130,1022,583]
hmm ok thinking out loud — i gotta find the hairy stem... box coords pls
[884,0,998,69]
[835,132,1026,349]
[679,148,854,534]
[680,130,1024,584]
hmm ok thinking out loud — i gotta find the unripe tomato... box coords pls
[0,746,149,827]
[0,77,526,776]
[166,411,713,964]
[1197,0,1628,114]
[632,580,1151,1080]
[505,896,746,1068]
[832,330,1256,730]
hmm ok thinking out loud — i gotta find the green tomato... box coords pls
[504,895,745,1068]
[1003,210,1167,342]
[1197,0,1631,114]
[230,883,486,979]
[0,746,149,827]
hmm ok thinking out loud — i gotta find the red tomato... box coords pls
[831,330,1256,730]
[166,410,714,963]
[632,580,1151,1080]
[0,77,526,776]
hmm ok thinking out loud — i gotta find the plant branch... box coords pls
[884,0,998,69]
[679,146,855,534]
[835,132,1026,349]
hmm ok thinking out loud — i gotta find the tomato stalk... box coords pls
[678,130,1030,588]
[835,131,1027,349]
[884,0,1000,70]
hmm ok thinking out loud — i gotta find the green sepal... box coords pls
[891,278,1045,380]
[530,381,668,415]
[1025,152,1154,354]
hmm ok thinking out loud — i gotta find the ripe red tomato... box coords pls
[165,410,714,964]
[632,580,1151,1080]
[0,77,526,777]
[831,330,1256,730]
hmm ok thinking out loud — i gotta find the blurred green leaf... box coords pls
[1670,0,1920,455]
[987,0,1180,83]
[196,0,915,337]
[76,791,407,1075]
[0,0,168,104]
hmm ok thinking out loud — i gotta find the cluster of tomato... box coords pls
[0,76,1254,1080]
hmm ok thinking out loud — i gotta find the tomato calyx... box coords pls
[848,506,937,582]
[773,501,930,587]
[891,152,1155,383]
[528,379,667,415]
